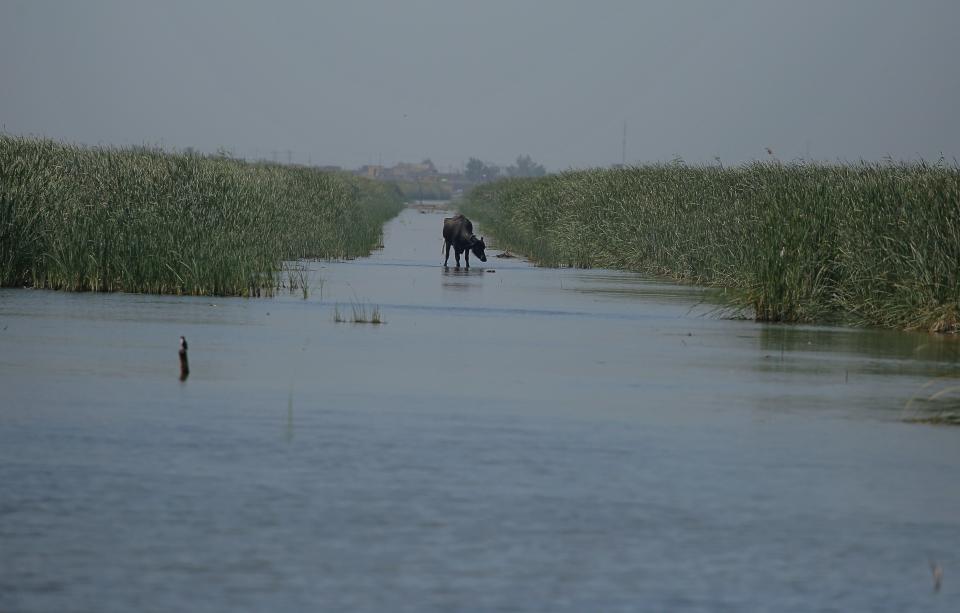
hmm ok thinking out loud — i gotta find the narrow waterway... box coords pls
[1,204,958,612]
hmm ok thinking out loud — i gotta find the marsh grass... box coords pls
[0,135,404,296]
[333,301,384,324]
[903,377,960,425]
[461,161,960,332]
[907,414,960,426]
[275,263,313,299]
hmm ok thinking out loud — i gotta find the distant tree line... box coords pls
[465,155,546,182]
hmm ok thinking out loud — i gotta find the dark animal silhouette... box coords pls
[442,214,487,268]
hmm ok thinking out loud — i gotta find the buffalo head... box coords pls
[470,235,487,262]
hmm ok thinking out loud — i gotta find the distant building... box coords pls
[357,165,384,178]
[382,160,438,181]
[354,160,477,196]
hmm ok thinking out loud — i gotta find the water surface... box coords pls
[1,205,958,612]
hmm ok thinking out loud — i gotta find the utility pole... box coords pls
[621,120,627,166]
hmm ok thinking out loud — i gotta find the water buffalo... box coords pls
[442,214,487,268]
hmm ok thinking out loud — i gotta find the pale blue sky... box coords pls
[2,0,958,170]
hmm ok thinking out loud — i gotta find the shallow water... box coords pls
[1,205,959,612]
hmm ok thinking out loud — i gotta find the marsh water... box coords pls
[2,204,959,612]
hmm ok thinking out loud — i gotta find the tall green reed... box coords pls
[0,135,404,296]
[461,161,960,332]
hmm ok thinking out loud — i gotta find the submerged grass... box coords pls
[903,377,960,425]
[0,135,404,296]
[333,302,383,324]
[461,162,960,332]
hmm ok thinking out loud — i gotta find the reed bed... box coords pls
[461,162,960,332]
[0,135,404,296]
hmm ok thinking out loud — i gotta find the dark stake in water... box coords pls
[179,336,189,382]
[1,205,958,612]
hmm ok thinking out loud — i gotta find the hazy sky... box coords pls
[2,0,958,171]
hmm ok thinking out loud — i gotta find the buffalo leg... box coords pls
[464,250,470,268]
[443,241,451,267]
[454,247,462,268]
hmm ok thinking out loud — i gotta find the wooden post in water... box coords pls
[179,336,189,381]
[931,560,943,592]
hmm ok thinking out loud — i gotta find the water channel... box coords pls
[1,204,958,612]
